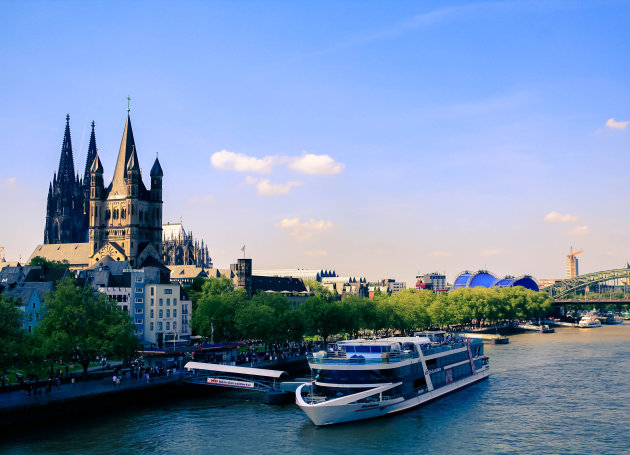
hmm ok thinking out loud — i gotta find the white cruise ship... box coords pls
[578,315,601,328]
[296,332,489,426]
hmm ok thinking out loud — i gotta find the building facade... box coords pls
[44,116,97,244]
[144,283,192,347]
[88,114,163,268]
[162,221,212,268]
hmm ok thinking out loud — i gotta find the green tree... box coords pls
[184,276,207,312]
[0,295,26,372]
[192,288,248,341]
[201,276,235,297]
[28,256,69,269]
[35,278,139,376]
[299,295,344,345]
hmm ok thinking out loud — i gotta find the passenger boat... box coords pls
[295,332,489,426]
[578,315,602,328]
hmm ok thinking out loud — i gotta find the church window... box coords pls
[106,209,111,219]
[121,208,126,219]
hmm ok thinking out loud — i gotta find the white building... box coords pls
[144,283,192,347]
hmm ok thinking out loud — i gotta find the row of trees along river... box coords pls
[189,276,554,345]
[1,274,554,377]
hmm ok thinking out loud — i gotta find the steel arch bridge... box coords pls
[545,268,630,299]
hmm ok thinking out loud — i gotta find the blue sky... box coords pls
[1,1,629,284]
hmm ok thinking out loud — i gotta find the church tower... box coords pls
[44,115,88,244]
[89,113,163,268]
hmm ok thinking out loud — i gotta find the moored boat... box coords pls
[295,332,489,426]
[578,315,601,328]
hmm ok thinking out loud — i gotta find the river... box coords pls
[2,325,629,454]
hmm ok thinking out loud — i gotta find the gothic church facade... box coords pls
[88,114,163,268]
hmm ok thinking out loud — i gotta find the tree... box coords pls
[201,276,235,297]
[35,278,139,376]
[184,276,206,312]
[28,256,69,269]
[192,288,248,341]
[299,295,344,345]
[0,295,26,372]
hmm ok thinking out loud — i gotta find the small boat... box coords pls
[491,336,509,344]
[578,315,602,328]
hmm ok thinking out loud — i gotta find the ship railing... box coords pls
[307,351,419,365]
[422,341,468,356]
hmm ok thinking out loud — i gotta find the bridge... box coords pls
[544,268,630,299]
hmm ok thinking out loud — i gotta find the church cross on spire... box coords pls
[127,96,131,113]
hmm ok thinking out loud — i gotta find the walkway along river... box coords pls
[1,325,629,454]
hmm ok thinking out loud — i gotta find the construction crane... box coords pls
[566,246,584,279]
[567,246,584,259]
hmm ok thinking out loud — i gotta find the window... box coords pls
[32,302,36,309]
[136,287,143,293]
[182,304,188,314]
[151,298,154,307]
[28,326,32,333]
[159,310,163,318]
[166,309,170,318]
[135,318,142,324]
[136,275,143,282]
[123,305,128,312]
[151,287,154,296]
[173,322,177,331]
[173,298,177,305]
[150,322,154,331]
[36,312,40,320]
[166,322,170,330]
[135,298,143,303]
[158,322,163,330]
[135,308,143,314]
[164,289,173,295]
[173,309,177,317]
[150,310,154,318]
[166,298,170,306]
[159,298,163,306]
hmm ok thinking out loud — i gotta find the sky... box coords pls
[0,0,629,285]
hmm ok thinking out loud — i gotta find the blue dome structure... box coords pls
[453,271,540,291]
[468,271,498,288]
[453,271,473,290]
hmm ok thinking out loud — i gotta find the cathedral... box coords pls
[162,221,212,268]
[88,113,163,268]
[44,115,96,244]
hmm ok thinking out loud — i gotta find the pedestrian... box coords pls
[71,376,76,387]
[112,375,118,387]
[116,376,121,386]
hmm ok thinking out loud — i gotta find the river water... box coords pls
[2,325,629,454]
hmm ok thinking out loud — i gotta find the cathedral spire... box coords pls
[109,114,140,195]
[57,114,76,183]
[83,121,98,185]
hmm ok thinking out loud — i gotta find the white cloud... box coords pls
[289,153,345,175]
[210,150,281,173]
[431,251,450,258]
[5,177,17,185]
[570,226,589,235]
[305,250,328,257]
[243,177,303,196]
[482,249,501,256]
[606,118,630,130]
[277,217,333,240]
[544,211,579,223]
[187,194,214,204]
